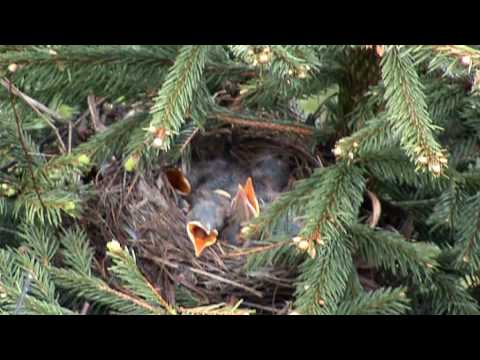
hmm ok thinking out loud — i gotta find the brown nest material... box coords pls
[83,127,319,314]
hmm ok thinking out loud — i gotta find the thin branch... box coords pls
[180,127,200,154]
[0,78,63,120]
[68,121,72,154]
[223,240,290,258]
[9,81,47,211]
[2,77,66,153]
[430,45,480,68]
[213,112,315,137]
[98,283,164,315]
[143,254,263,298]
[74,97,107,127]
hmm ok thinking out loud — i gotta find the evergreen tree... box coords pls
[1,45,480,315]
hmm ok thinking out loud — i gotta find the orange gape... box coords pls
[186,221,219,257]
[243,177,260,217]
[165,168,192,195]
[185,177,260,258]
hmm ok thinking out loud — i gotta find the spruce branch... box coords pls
[429,45,480,69]
[9,82,47,212]
[52,268,161,315]
[381,46,448,176]
[106,241,176,315]
[2,78,66,154]
[335,287,410,315]
[351,224,440,284]
[149,45,211,152]
[293,164,366,314]
[213,112,315,137]
[452,192,480,270]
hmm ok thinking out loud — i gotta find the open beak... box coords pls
[231,177,260,220]
[243,177,260,218]
[165,167,192,195]
[186,221,219,257]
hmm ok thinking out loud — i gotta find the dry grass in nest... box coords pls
[82,128,319,314]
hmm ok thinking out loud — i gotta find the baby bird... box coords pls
[186,189,232,257]
[250,152,291,204]
[223,153,291,245]
[185,159,259,256]
[222,177,260,245]
[166,152,292,256]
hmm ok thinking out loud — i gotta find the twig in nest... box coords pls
[367,190,381,228]
[9,83,47,211]
[213,113,315,137]
[241,301,285,314]
[2,77,66,154]
[223,240,290,258]
[88,95,107,133]
[143,254,263,298]
[74,97,107,127]
[178,302,252,315]
[180,127,200,154]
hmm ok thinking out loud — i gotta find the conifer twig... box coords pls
[9,82,47,211]
[430,45,480,68]
[2,77,66,153]
[213,113,315,137]
[14,272,33,315]
[98,283,164,315]
[0,78,63,120]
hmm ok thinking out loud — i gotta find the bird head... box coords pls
[186,221,219,257]
[251,154,290,195]
[186,190,231,257]
[231,177,260,221]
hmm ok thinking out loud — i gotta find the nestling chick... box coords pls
[185,159,258,256]
[186,189,232,257]
[250,152,291,204]
[223,177,260,245]
[166,152,291,255]
[226,153,293,243]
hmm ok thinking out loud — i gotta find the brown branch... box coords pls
[142,274,177,315]
[214,113,315,137]
[9,81,47,211]
[223,240,290,258]
[99,283,164,315]
[180,127,200,154]
[143,254,263,298]
[0,78,63,120]
[2,77,66,154]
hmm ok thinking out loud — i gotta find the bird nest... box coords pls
[83,127,319,314]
